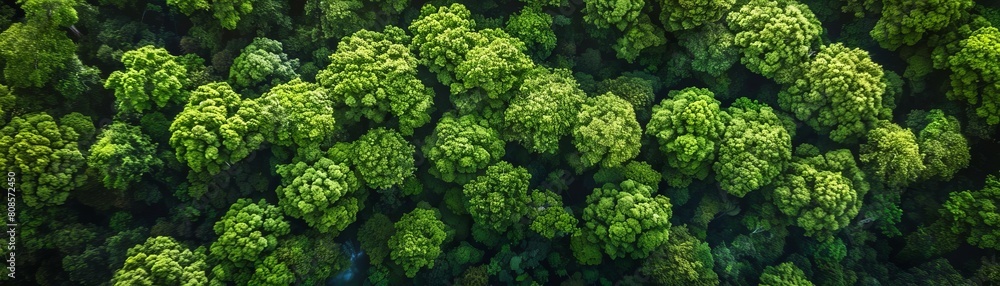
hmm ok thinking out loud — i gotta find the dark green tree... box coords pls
[87,122,162,191]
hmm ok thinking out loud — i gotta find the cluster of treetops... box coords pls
[2,0,1000,285]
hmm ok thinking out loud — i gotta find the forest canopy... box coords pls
[3,0,1000,285]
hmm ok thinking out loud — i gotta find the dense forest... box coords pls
[2,0,1000,285]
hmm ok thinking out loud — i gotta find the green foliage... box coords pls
[528,189,578,239]
[169,82,270,176]
[505,68,586,154]
[947,26,1000,125]
[275,156,362,235]
[272,234,350,285]
[317,26,434,135]
[658,0,734,31]
[229,37,299,95]
[105,46,189,114]
[88,122,162,191]
[582,0,643,31]
[677,22,739,77]
[640,225,719,285]
[646,87,725,187]
[772,149,868,239]
[614,15,668,63]
[452,29,534,99]
[859,121,925,189]
[759,262,814,286]
[210,198,290,284]
[582,180,672,260]
[506,7,557,58]
[0,113,86,207]
[572,93,642,168]
[595,161,664,189]
[409,4,480,86]
[728,0,822,84]
[358,213,395,266]
[463,161,531,232]
[778,43,887,143]
[111,236,208,286]
[908,110,970,180]
[389,207,448,278]
[713,101,792,197]
[212,0,253,30]
[424,113,506,184]
[257,78,335,152]
[597,75,656,120]
[352,128,415,189]
[167,0,209,15]
[941,173,1000,250]
[59,112,95,142]
[872,0,974,50]
[0,23,76,88]
[0,85,12,125]
[18,0,78,27]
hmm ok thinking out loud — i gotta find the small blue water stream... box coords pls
[327,240,369,286]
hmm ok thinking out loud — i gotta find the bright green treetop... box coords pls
[759,262,814,286]
[582,0,643,31]
[941,173,1000,250]
[647,87,725,187]
[658,0,734,31]
[728,0,822,84]
[463,161,532,233]
[506,7,557,58]
[528,189,578,239]
[640,225,719,286]
[859,121,925,189]
[210,198,290,284]
[713,100,792,197]
[872,0,974,50]
[773,148,868,240]
[0,23,76,88]
[947,26,1000,125]
[0,113,86,207]
[229,37,299,95]
[423,113,506,184]
[582,180,673,260]
[573,93,642,169]
[409,3,480,86]
[169,82,270,176]
[453,29,534,99]
[388,207,447,278]
[909,110,970,181]
[18,0,77,27]
[257,78,335,152]
[275,156,363,235]
[352,128,416,189]
[111,236,209,286]
[318,26,433,135]
[504,68,586,154]
[104,46,189,114]
[87,122,162,191]
[778,43,887,143]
